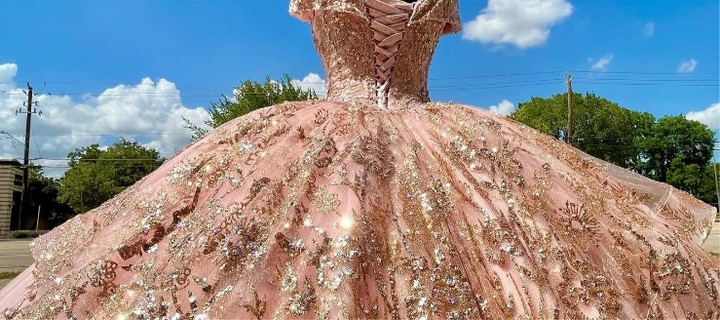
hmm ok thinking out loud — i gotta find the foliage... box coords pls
[512,93,718,206]
[636,115,715,182]
[0,272,21,280]
[58,139,164,214]
[184,75,318,139]
[27,165,76,225]
[512,93,654,168]
[9,230,48,239]
[182,116,210,142]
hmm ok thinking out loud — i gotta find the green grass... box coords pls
[0,271,21,280]
[9,230,48,239]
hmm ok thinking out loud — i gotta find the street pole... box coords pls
[18,83,33,230]
[713,149,720,212]
[566,72,573,145]
[36,205,41,231]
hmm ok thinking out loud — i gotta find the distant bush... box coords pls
[10,230,48,239]
[0,271,21,280]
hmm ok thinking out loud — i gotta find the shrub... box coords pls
[9,230,48,239]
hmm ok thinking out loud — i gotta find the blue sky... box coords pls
[0,0,718,175]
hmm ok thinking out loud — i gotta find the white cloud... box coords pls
[488,99,516,116]
[292,73,326,99]
[644,22,655,37]
[686,102,720,131]
[677,59,697,73]
[589,54,613,72]
[462,0,573,49]
[0,63,17,83]
[0,63,18,93]
[0,63,210,177]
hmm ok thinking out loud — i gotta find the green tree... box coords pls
[637,115,715,182]
[698,163,720,207]
[512,93,718,207]
[511,93,654,168]
[184,75,318,139]
[27,165,75,227]
[58,139,163,213]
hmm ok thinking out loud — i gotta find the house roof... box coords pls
[0,159,22,167]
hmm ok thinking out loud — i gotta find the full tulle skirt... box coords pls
[1,101,718,320]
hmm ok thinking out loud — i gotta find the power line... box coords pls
[32,132,43,159]
[28,164,160,169]
[0,77,715,97]
[1,69,717,87]
[433,82,567,92]
[571,70,720,75]
[30,158,163,162]
[429,71,565,80]
[2,132,193,137]
[572,77,718,82]
[431,78,565,90]
[574,82,717,87]
[0,130,25,147]
[1,84,565,96]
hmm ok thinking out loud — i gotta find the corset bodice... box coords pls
[290,0,460,108]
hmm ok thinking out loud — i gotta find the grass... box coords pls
[0,271,21,280]
[9,230,48,239]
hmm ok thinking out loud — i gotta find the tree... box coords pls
[511,93,654,169]
[184,75,318,139]
[58,139,164,213]
[511,93,717,207]
[27,165,75,228]
[637,115,715,182]
[697,163,720,207]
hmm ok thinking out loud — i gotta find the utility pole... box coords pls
[16,83,39,230]
[713,146,720,212]
[566,72,573,145]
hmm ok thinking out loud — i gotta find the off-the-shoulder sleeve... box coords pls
[290,0,369,23]
[412,0,461,35]
[289,0,316,22]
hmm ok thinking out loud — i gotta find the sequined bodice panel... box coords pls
[290,0,460,108]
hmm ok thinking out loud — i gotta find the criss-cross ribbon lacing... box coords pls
[367,0,414,109]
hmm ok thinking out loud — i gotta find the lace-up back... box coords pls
[290,0,460,108]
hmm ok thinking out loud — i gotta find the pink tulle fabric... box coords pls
[1,101,718,319]
[2,0,718,319]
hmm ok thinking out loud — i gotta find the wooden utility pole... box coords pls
[16,83,37,230]
[713,148,720,212]
[566,72,573,145]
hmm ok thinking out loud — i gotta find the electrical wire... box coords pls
[32,132,43,159]
[30,158,164,162]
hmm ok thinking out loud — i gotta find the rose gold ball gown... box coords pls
[1,0,719,319]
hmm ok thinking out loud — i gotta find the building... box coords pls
[0,160,23,235]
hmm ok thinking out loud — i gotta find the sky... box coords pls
[0,0,718,177]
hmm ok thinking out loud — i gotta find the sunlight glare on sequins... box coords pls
[339,215,354,230]
[126,290,136,298]
[117,314,127,320]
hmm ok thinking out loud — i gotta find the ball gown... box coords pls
[1,0,718,319]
